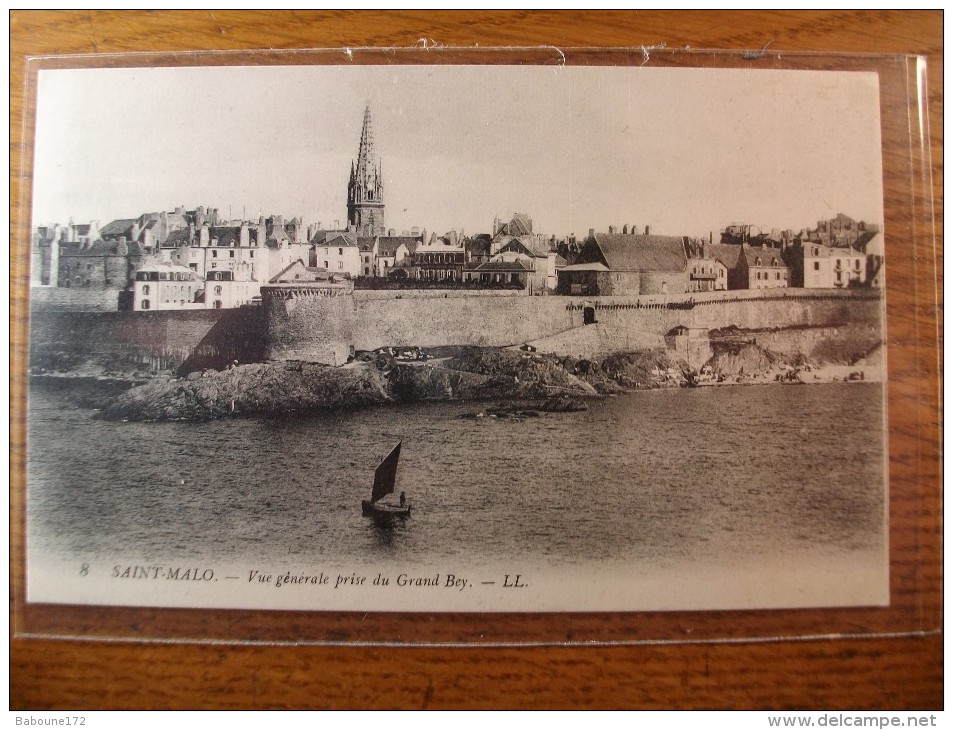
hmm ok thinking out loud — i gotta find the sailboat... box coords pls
[362,441,411,518]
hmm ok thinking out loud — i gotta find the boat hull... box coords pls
[362,500,411,518]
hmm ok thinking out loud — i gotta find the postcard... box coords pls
[25,61,888,613]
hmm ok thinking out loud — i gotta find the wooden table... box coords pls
[10,11,942,709]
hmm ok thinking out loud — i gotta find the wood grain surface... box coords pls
[10,11,942,710]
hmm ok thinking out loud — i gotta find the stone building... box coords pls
[313,232,362,278]
[798,241,867,289]
[557,231,690,296]
[57,238,154,291]
[204,268,258,309]
[491,235,566,292]
[412,232,466,281]
[132,262,204,311]
[738,243,789,289]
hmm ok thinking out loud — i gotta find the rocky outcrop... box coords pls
[101,362,391,421]
[92,318,884,421]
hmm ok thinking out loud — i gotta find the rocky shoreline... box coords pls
[30,334,883,423]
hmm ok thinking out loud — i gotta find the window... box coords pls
[338,248,343,256]
[755,257,762,266]
[142,285,150,295]
[249,251,254,258]
[776,272,781,280]
[338,262,343,269]
[229,251,235,258]
[813,262,820,271]
[324,261,328,269]
[212,251,218,258]
[214,285,222,295]
[142,299,150,310]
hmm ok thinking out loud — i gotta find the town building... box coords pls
[462,258,534,289]
[490,213,534,253]
[412,231,466,281]
[31,223,78,286]
[267,259,354,288]
[313,232,362,278]
[132,262,204,311]
[478,235,566,293]
[373,234,421,277]
[786,214,882,289]
[686,253,729,293]
[557,230,690,296]
[738,243,789,289]
[57,238,155,291]
[799,241,867,289]
[204,268,258,309]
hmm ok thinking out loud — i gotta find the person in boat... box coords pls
[400,492,406,507]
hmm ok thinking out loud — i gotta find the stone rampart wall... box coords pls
[29,307,267,374]
[263,290,356,366]
[28,288,884,373]
[30,287,120,313]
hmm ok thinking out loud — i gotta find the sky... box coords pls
[31,64,884,239]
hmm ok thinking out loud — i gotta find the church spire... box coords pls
[356,105,375,175]
[347,104,385,235]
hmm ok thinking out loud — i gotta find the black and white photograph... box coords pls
[26,62,888,613]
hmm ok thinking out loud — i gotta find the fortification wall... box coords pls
[29,307,267,374]
[570,290,882,335]
[30,287,120,313]
[351,295,576,350]
[263,289,356,366]
[753,324,884,363]
[283,288,881,356]
[28,288,884,374]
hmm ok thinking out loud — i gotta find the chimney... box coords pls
[388,228,395,237]
[644,225,651,235]
[608,225,616,234]
[588,228,595,238]
[334,219,340,230]
[622,225,628,234]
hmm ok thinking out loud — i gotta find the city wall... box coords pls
[30,287,120,313]
[28,288,883,374]
[349,289,882,351]
[29,307,267,374]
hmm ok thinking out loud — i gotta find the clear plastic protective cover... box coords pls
[11,47,940,645]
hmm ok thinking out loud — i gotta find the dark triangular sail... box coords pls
[370,442,401,504]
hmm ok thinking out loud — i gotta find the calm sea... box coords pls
[27,379,886,575]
